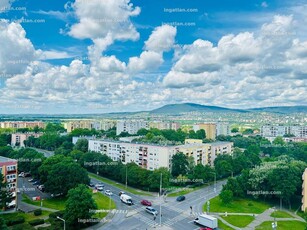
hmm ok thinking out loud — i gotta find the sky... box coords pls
[0,0,306,114]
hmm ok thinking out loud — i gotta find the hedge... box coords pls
[6,216,25,226]
[34,209,42,216]
[28,219,45,226]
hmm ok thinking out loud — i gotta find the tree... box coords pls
[0,173,11,210]
[137,128,149,136]
[171,152,189,177]
[231,128,239,133]
[148,167,170,191]
[273,136,285,146]
[219,190,233,205]
[74,139,89,152]
[64,184,97,228]
[196,129,206,139]
[0,216,8,230]
[45,161,90,195]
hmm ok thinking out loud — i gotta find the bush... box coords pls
[34,209,42,216]
[28,219,45,226]
[248,202,254,206]
[49,210,65,219]
[11,223,35,230]
[6,216,25,226]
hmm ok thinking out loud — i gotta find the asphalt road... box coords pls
[87,179,227,230]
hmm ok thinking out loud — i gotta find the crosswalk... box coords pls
[163,211,190,227]
[135,213,158,227]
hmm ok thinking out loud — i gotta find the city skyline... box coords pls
[0,0,306,114]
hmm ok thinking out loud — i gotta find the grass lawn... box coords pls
[89,173,152,196]
[270,210,294,218]
[204,197,270,214]
[255,221,307,230]
[92,191,116,219]
[1,210,51,222]
[218,219,235,230]
[22,194,66,210]
[221,215,255,228]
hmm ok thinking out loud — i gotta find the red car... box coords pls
[200,228,212,230]
[141,200,152,206]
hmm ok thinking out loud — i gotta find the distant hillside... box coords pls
[150,103,245,114]
[248,106,307,114]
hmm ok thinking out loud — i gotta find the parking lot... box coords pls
[17,176,50,200]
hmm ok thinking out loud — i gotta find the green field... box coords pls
[89,173,152,196]
[255,220,307,230]
[218,219,235,230]
[204,197,270,214]
[1,210,51,222]
[270,210,294,218]
[221,215,255,227]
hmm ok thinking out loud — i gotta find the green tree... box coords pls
[0,216,8,230]
[219,190,233,205]
[0,173,12,210]
[148,167,170,191]
[74,139,89,152]
[231,127,239,133]
[171,152,189,177]
[64,184,97,228]
[137,128,149,136]
[273,136,286,146]
[45,161,90,195]
[196,129,206,139]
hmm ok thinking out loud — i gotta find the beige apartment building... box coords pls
[149,121,181,131]
[0,121,45,129]
[193,123,217,140]
[11,132,43,147]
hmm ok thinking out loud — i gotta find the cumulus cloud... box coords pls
[0,20,37,75]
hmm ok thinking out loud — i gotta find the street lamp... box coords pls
[57,216,66,230]
[208,172,217,193]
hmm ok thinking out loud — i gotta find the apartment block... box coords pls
[302,168,307,212]
[261,125,307,139]
[116,120,149,136]
[88,139,233,170]
[216,122,231,136]
[149,121,181,130]
[11,132,43,147]
[193,123,217,140]
[0,156,18,209]
[0,121,45,129]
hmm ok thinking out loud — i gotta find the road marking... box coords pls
[135,213,157,227]
[163,212,190,227]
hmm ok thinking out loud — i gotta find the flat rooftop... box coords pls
[0,156,17,163]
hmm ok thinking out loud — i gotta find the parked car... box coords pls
[141,200,152,206]
[200,228,213,230]
[38,185,45,192]
[176,195,185,202]
[89,182,95,187]
[32,180,40,185]
[28,178,35,182]
[145,207,158,215]
[18,172,24,177]
[119,191,125,196]
[6,200,16,209]
[51,193,63,198]
[24,172,31,177]
[105,190,113,196]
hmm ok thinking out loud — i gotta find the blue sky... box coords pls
[0,0,306,114]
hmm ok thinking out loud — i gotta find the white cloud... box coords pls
[145,25,177,52]
[0,0,15,13]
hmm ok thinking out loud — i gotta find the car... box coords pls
[141,200,152,206]
[200,228,213,230]
[145,207,158,215]
[119,191,125,196]
[18,172,24,177]
[6,200,16,209]
[32,180,40,185]
[176,195,185,202]
[95,185,104,191]
[105,190,113,196]
[24,172,31,177]
[28,178,35,182]
[51,193,63,198]
[89,182,95,187]
[38,185,45,191]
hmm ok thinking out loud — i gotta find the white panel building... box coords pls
[116,120,149,135]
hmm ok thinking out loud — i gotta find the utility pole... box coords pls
[160,173,162,226]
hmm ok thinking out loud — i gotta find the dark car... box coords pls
[32,180,40,185]
[24,172,31,177]
[176,195,185,202]
[141,200,152,206]
[89,182,95,187]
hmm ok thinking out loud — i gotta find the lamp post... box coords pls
[57,216,65,230]
[209,172,217,193]
[272,207,277,230]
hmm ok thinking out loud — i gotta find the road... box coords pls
[88,179,227,230]
[30,147,54,158]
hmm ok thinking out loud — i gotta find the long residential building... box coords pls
[63,119,116,133]
[261,125,307,138]
[11,132,43,147]
[149,121,181,130]
[0,156,18,210]
[88,139,233,170]
[0,121,45,129]
[116,120,149,135]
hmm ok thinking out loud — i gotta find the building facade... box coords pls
[0,156,18,209]
[193,123,217,140]
[88,139,233,170]
[216,122,231,136]
[261,125,307,139]
[11,132,43,147]
[0,121,45,129]
[116,120,149,135]
[149,121,181,131]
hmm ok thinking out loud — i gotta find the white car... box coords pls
[105,190,113,196]
[18,172,24,177]
[95,185,104,191]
